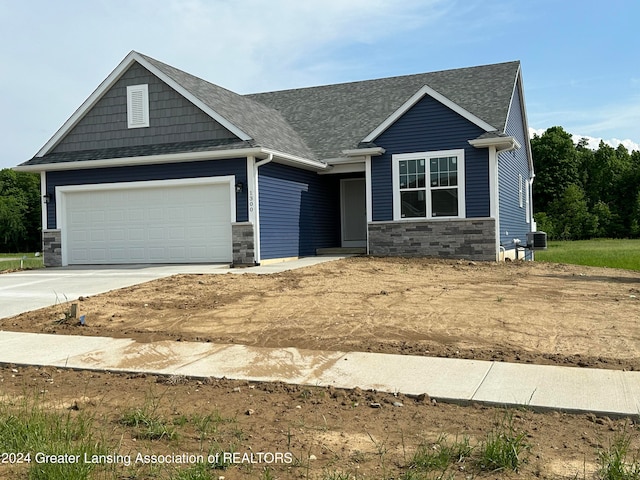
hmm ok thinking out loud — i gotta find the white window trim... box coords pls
[392,149,466,221]
[127,84,149,128]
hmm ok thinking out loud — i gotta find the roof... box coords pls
[19,52,521,169]
[248,61,520,160]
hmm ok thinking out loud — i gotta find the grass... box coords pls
[0,395,110,480]
[598,431,640,480]
[478,412,529,472]
[0,252,44,272]
[535,239,640,271]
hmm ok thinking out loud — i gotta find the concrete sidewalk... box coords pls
[0,256,346,319]
[0,330,638,418]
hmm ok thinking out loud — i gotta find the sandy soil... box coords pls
[3,256,640,370]
[1,257,640,479]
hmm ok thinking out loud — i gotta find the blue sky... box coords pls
[1,0,638,170]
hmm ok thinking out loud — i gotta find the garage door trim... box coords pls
[56,176,236,266]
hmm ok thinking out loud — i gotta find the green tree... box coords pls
[531,126,581,213]
[0,169,41,252]
[548,184,598,240]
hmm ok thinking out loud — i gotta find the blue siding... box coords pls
[258,163,340,259]
[371,93,490,221]
[46,159,248,229]
[498,79,532,256]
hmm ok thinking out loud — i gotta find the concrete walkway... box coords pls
[0,256,346,319]
[0,330,638,418]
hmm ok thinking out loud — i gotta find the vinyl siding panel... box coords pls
[46,159,247,229]
[53,63,237,153]
[371,93,490,221]
[498,79,532,254]
[258,163,339,259]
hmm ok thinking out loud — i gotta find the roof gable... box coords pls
[248,61,520,159]
[361,84,496,143]
[27,53,521,167]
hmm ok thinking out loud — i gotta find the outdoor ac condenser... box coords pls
[527,231,548,250]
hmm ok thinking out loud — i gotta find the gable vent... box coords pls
[127,84,149,128]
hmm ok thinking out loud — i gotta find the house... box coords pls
[16,51,535,267]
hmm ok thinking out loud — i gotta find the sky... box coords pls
[1,0,639,170]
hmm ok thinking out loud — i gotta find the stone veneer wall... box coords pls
[232,222,255,266]
[368,218,496,261]
[42,229,62,267]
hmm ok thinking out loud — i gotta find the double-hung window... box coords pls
[392,149,465,220]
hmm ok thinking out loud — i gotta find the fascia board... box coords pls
[362,84,496,143]
[15,148,266,172]
[468,136,521,150]
[35,51,251,157]
[15,147,327,173]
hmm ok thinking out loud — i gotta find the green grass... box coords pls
[0,252,44,272]
[0,395,111,480]
[598,431,640,480]
[534,239,640,271]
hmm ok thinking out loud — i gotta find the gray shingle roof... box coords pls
[25,138,252,165]
[139,53,317,160]
[21,54,520,167]
[247,61,520,160]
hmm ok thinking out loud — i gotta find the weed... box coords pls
[170,462,213,480]
[0,395,110,480]
[478,411,529,472]
[121,405,177,440]
[598,431,640,480]
[409,434,473,472]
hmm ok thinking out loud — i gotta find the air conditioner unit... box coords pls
[527,231,547,250]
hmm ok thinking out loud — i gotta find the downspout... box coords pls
[252,153,273,264]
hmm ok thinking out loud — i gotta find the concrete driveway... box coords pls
[0,256,346,319]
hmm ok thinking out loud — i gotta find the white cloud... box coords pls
[528,127,640,153]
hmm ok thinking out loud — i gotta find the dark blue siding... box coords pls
[498,79,532,256]
[371,93,490,221]
[258,163,340,259]
[46,159,248,229]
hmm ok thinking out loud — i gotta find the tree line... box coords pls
[1,126,639,253]
[0,169,41,252]
[532,126,640,240]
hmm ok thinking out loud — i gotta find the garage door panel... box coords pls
[64,181,233,264]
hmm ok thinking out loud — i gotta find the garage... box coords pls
[58,177,234,265]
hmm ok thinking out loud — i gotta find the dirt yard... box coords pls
[1,257,640,479]
[3,256,640,370]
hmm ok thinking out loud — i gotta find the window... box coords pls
[393,149,465,220]
[518,174,523,208]
[525,179,530,223]
[127,84,149,128]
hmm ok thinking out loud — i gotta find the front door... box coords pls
[340,178,367,247]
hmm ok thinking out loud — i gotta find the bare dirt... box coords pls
[1,256,640,479]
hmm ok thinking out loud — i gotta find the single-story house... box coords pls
[16,51,535,267]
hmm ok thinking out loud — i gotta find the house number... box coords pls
[249,190,254,212]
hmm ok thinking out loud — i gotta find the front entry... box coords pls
[340,178,367,247]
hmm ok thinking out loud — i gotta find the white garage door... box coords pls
[62,180,233,265]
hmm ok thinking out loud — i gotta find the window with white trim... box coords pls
[525,179,530,223]
[518,174,523,208]
[392,149,465,220]
[127,84,149,128]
